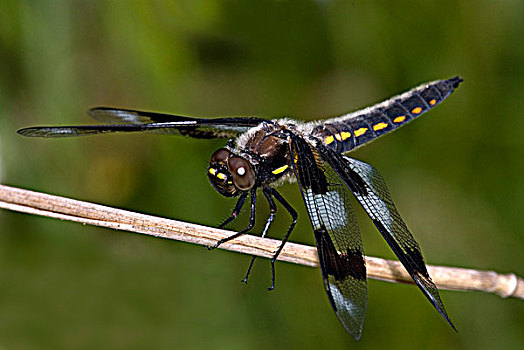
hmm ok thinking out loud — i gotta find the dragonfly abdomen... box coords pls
[313,76,462,154]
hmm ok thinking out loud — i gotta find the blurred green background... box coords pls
[1,1,523,349]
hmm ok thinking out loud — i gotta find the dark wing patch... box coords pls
[290,135,367,340]
[17,107,267,139]
[333,155,456,331]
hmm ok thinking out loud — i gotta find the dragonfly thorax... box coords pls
[207,148,256,197]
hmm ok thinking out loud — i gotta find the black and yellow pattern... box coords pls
[313,76,462,154]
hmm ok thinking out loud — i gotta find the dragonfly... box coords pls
[18,76,462,339]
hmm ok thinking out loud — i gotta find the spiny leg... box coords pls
[209,190,256,250]
[218,191,248,229]
[267,187,298,291]
[242,187,277,284]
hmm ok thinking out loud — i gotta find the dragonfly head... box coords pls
[207,148,256,197]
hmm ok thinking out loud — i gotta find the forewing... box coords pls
[290,135,367,340]
[17,107,267,139]
[330,155,455,330]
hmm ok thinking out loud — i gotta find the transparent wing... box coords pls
[17,107,267,139]
[328,154,455,330]
[290,136,367,340]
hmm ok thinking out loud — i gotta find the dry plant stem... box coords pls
[0,184,522,299]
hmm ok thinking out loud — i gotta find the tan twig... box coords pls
[0,184,522,299]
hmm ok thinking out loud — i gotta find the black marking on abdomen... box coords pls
[401,94,429,115]
[315,76,463,154]
[383,104,411,124]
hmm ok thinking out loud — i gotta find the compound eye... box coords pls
[210,148,230,163]
[228,156,255,190]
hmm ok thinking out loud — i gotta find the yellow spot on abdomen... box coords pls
[340,131,351,140]
[208,168,216,176]
[324,135,334,144]
[217,173,226,180]
[411,107,422,114]
[354,127,368,137]
[393,116,406,123]
[429,99,437,105]
[373,122,388,131]
[272,164,289,175]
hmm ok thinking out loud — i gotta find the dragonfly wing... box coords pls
[17,107,267,139]
[290,135,367,340]
[327,153,455,330]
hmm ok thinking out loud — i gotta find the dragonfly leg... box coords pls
[218,191,248,229]
[208,190,256,250]
[267,188,297,291]
[242,187,276,284]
